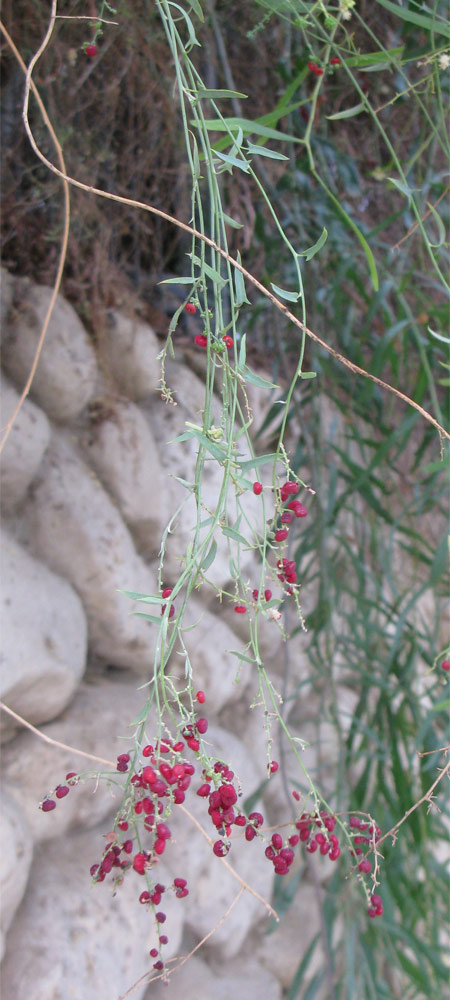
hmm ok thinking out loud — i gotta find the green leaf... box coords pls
[270,282,301,302]
[214,149,251,173]
[222,526,249,545]
[223,212,244,229]
[238,333,246,369]
[299,370,317,379]
[196,87,247,99]
[388,176,419,202]
[200,116,300,142]
[120,590,163,604]
[188,0,204,20]
[238,453,277,473]
[327,102,366,121]
[299,227,328,260]
[245,141,289,161]
[426,201,446,248]
[132,612,162,624]
[159,276,194,285]
[171,428,227,461]
[315,173,379,290]
[345,47,404,67]
[240,365,279,389]
[201,539,217,571]
[190,254,227,288]
[229,649,256,664]
[234,252,250,306]
[167,2,201,49]
[373,0,450,39]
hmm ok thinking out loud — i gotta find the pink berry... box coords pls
[196,690,206,703]
[292,790,300,801]
[41,799,56,812]
[85,44,98,58]
[253,481,263,495]
[359,859,371,873]
[234,605,247,614]
[160,935,168,944]
[150,947,158,958]
[156,912,166,923]
[270,761,279,773]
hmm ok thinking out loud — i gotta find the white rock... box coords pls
[144,954,282,1000]
[99,310,161,400]
[0,266,15,327]
[253,882,324,989]
[2,279,97,421]
[82,398,165,557]
[1,824,183,1000]
[1,676,154,842]
[0,790,33,959]
[21,434,159,671]
[0,529,87,740]
[0,373,50,512]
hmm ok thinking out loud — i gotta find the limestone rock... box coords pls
[252,883,324,990]
[82,398,165,557]
[0,529,87,740]
[1,825,184,1000]
[2,279,97,421]
[99,310,160,400]
[21,434,158,671]
[0,790,33,960]
[0,374,50,512]
[1,676,153,842]
[144,954,282,1000]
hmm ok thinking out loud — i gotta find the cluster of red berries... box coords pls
[308,57,341,75]
[40,695,384,976]
[184,303,233,351]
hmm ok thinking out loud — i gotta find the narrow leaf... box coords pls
[299,227,328,260]
[214,149,251,173]
[238,453,277,473]
[373,0,450,39]
[200,116,300,142]
[159,276,194,285]
[240,365,279,389]
[271,282,301,302]
[201,539,217,571]
[222,526,249,545]
[246,141,290,160]
[234,252,250,306]
[327,102,366,121]
[196,87,247,99]
[223,212,243,229]
[120,590,163,604]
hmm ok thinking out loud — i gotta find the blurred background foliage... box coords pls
[1,1,449,997]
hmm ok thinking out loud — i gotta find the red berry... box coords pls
[441,659,450,671]
[187,736,200,752]
[66,772,78,784]
[308,61,317,72]
[272,833,283,850]
[162,588,173,599]
[150,948,158,958]
[196,690,206,703]
[275,529,289,542]
[41,799,56,812]
[85,44,98,58]
[223,335,233,349]
[234,604,247,614]
[139,891,150,904]
[185,302,197,314]
[359,859,371,873]
[292,790,300,801]
[160,935,168,945]
[156,912,166,923]
[253,481,263,495]
[330,57,341,65]
[133,853,147,874]
[270,761,279,773]
[194,335,208,348]
[264,589,272,602]
[245,825,257,842]
[55,785,69,799]
[196,717,208,735]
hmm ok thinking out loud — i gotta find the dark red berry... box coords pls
[41,799,56,812]
[275,529,289,542]
[359,859,371,873]
[213,840,229,857]
[160,935,168,945]
[156,912,166,923]
[264,589,272,602]
[441,659,450,671]
[196,690,206,703]
[150,948,158,958]
[55,785,69,799]
[331,57,341,65]
[162,588,173,599]
[196,717,208,735]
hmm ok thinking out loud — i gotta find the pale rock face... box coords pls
[0,529,87,740]
[143,954,282,1000]
[252,883,324,989]
[2,279,98,421]
[99,310,161,400]
[0,825,184,1000]
[1,676,152,842]
[82,398,165,558]
[21,433,159,672]
[0,790,33,959]
[0,374,51,512]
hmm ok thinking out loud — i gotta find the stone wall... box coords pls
[0,270,321,1000]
